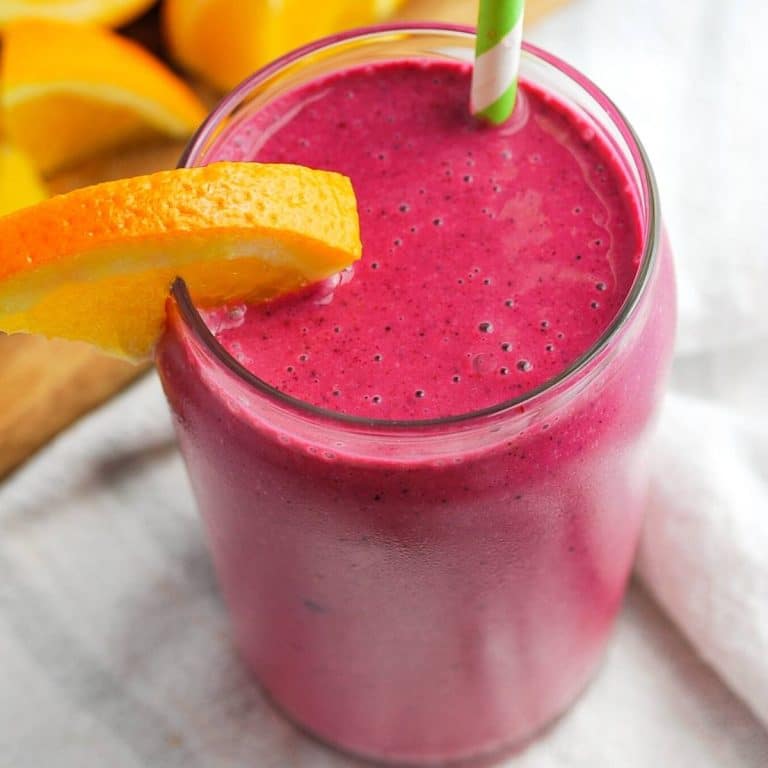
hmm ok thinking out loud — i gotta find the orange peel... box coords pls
[164,0,407,92]
[0,162,361,360]
[1,19,207,173]
[0,0,156,29]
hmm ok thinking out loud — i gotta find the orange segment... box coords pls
[0,0,156,28]
[164,0,407,92]
[0,162,361,360]
[0,143,48,216]
[1,19,207,173]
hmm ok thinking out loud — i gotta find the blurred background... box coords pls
[1,1,766,766]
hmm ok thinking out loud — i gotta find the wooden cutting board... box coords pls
[0,0,568,479]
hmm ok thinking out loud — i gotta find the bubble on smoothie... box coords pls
[595,281,607,291]
[463,175,473,183]
[540,320,550,329]
[590,301,600,309]
[483,277,492,285]
[373,353,383,362]
[471,353,495,374]
[500,367,510,376]
[505,298,515,307]
[573,206,582,214]
[452,374,461,383]
[399,203,410,213]
[299,353,309,362]
[415,389,426,398]
[433,218,443,226]
[501,342,512,352]
[517,359,533,372]
[372,395,382,404]
[478,322,494,333]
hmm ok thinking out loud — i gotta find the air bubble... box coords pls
[332,389,341,397]
[517,360,533,372]
[371,262,380,269]
[573,206,582,214]
[433,218,443,226]
[393,238,402,247]
[452,375,461,383]
[372,395,382,404]
[590,301,600,309]
[483,278,492,285]
[415,389,425,398]
[478,322,493,333]
[334,326,341,333]
[399,203,410,212]
[299,353,309,362]
[596,282,607,291]
[287,365,295,372]
[501,342,512,352]
[500,367,510,376]
[540,320,550,329]
[504,299,515,307]
[373,354,383,362]
[463,175,473,183]
[545,344,554,352]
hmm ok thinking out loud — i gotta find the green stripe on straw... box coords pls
[472,0,525,125]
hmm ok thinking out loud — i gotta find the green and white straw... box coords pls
[471,0,525,125]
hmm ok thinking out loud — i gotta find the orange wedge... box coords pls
[0,0,156,29]
[0,143,48,216]
[0,162,361,360]
[1,19,207,174]
[164,0,407,92]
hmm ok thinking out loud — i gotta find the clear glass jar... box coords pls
[157,24,676,765]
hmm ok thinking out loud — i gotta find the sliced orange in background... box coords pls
[0,143,48,216]
[0,162,361,360]
[164,0,407,92]
[0,0,156,29]
[1,19,207,174]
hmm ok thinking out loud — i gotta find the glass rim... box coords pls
[173,23,661,431]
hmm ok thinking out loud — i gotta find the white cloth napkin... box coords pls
[638,394,768,729]
[3,0,768,765]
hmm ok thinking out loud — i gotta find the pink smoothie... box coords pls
[157,50,675,764]
[205,60,641,419]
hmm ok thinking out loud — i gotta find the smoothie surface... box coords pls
[204,59,642,419]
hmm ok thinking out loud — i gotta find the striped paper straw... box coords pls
[471,0,525,124]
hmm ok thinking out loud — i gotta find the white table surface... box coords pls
[3,0,768,765]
